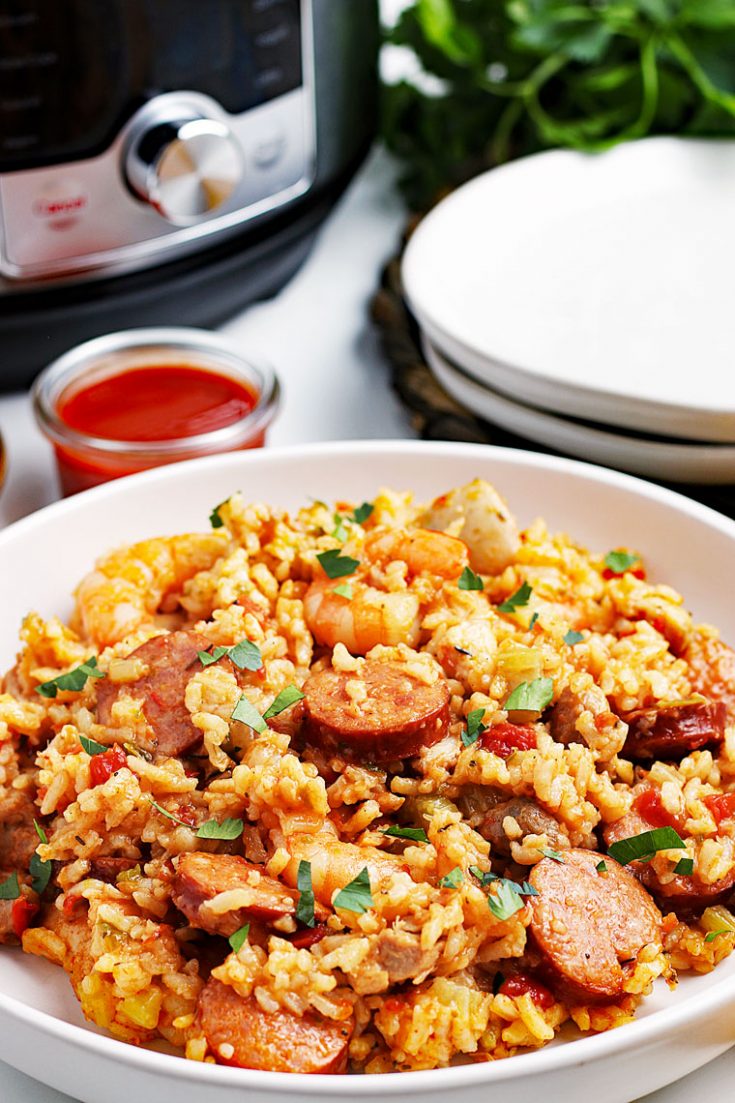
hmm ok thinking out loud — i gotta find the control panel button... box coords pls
[125,116,243,225]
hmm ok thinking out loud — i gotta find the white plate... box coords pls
[1,441,735,1103]
[402,138,735,442]
[422,334,735,484]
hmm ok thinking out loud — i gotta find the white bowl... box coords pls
[2,441,735,1103]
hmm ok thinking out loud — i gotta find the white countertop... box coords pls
[0,150,733,1102]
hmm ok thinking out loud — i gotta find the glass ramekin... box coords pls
[32,327,280,496]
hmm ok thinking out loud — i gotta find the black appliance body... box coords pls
[0,0,379,385]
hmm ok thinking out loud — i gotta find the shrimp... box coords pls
[74,532,229,648]
[303,578,420,655]
[363,527,468,579]
[420,478,520,576]
[281,825,410,908]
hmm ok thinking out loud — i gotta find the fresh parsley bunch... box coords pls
[382,0,735,209]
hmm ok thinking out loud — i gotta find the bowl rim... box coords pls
[2,438,735,1093]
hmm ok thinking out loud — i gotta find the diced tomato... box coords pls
[11,897,39,939]
[499,972,555,1010]
[633,787,684,832]
[602,564,646,581]
[288,923,329,950]
[175,805,198,827]
[480,723,537,758]
[89,744,128,787]
[704,793,735,826]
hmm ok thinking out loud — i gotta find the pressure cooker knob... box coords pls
[125,116,242,224]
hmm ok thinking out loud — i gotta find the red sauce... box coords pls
[54,364,264,495]
[499,973,555,1009]
[704,793,735,826]
[633,787,683,832]
[480,722,537,758]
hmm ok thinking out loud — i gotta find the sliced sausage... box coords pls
[302,661,450,762]
[622,700,726,761]
[172,852,296,937]
[96,630,212,757]
[528,848,662,1004]
[604,807,735,914]
[199,978,352,1073]
[684,633,735,723]
[478,797,565,858]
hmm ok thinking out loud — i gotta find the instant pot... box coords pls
[0,0,379,385]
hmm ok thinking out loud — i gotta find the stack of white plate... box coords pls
[401,137,735,484]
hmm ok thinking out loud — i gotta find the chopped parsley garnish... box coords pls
[528,612,539,630]
[438,866,464,889]
[231,695,267,733]
[34,820,48,845]
[228,924,250,953]
[333,582,353,599]
[498,581,532,614]
[36,657,105,699]
[317,548,360,579]
[674,857,694,876]
[604,550,640,575]
[705,930,732,942]
[607,826,685,866]
[504,677,554,714]
[295,859,316,927]
[461,707,487,748]
[331,514,348,542]
[196,817,243,841]
[541,848,565,863]
[29,851,51,895]
[382,825,429,843]
[0,872,20,900]
[518,881,538,897]
[469,865,498,886]
[487,879,525,920]
[458,566,484,591]
[564,629,584,646]
[209,497,233,529]
[263,685,305,720]
[351,502,374,525]
[79,735,108,756]
[333,867,374,914]
[198,639,262,672]
[596,860,608,874]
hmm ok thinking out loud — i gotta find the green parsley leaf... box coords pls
[458,565,484,591]
[199,639,262,672]
[331,514,348,542]
[604,550,640,575]
[36,657,105,699]
[196,817,243,841]
[382,825,429,843]
[518,881,539,897]
[596,860,608,874]
[351,502,374,525]
[564,630,584,646]
[498,581,533,613]
[333,582,353,599]
[209,498,231,529]
[0,872,20,900]
[438,866,463,889]
[29,852,51,895]
[541,848,565,863]
[528,612,539,630]
[333,867,374,914]
[79,734,108,756]
[674,857,694,876]
[231,694,267,733]
[461,707,488,748]
[263,685,305,720]
[469,865,499,887]
[34,820,48,845]
[295,859,316,927]
[316,549,360,579]
[705,930,732,942]
[487,879,524,920]
[504,677,554,714]
[228,923,250,953]
[608,826,685,865]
